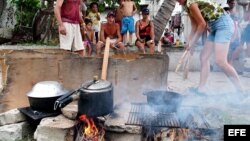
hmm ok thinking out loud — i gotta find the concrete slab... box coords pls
[167,71,250,94]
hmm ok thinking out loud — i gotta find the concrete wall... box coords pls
[0,49,169,112]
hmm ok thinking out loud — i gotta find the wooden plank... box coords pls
[101,37,110,80]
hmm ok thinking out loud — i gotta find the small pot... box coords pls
[27,81,68,112]
[143,90,183,112]
[78,79,113,117]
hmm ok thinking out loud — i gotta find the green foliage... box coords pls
[10,0,41,27]
[88,0,141,12]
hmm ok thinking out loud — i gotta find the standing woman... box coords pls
[177,0,243,94]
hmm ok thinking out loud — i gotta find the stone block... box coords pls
[105,131,141,141]
[0,28,13,39]
[61,101,78,120]
[0,121,33,141]
[34,115,75,141]
[0,109,26,126]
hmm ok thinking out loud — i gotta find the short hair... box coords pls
[90,2,98,8]
[141,8,150,14]
[107,11,116,17]
[84,18,92,25]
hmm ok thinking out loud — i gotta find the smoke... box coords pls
[176,88,250,128]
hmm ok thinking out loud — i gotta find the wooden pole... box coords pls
[183,51,191,79]
[101,37,110,80]
[175,50,188,73]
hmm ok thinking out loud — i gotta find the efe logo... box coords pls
[224,125,250,141]
[228,129,246,136]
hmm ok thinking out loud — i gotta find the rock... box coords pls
[0,109,26,126]
[61,101,78,120]
[34,115,75,141]
[105,131,142,141]
[0,28,13,39]
[0,121,33,141]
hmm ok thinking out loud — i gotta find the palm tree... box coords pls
[0,0,4,17]
[153,0,176,44]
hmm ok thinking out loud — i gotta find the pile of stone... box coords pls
[0,104,77,141]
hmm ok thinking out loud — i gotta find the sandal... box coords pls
[188,87,208,97]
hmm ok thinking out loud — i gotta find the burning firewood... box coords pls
[75,115,105,141]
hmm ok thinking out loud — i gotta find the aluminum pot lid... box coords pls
[27,81,68,98]
[82,80,112,90]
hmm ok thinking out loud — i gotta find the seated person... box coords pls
[161,28,174,45]
[96,11,125,56]
[135,8,155,54]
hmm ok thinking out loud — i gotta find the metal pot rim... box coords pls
[80,86,113,94]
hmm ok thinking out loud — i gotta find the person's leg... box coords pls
[246,43,250,57]
[128,17,135,46]
[135,40,145,53]
[87,44,92,56]
[230,41,243,64]
[73,24,85,56]
[59,22,74,51]
[146,40,155,54]
[214,42,243,91]
[198,41,214,92]
[123,32,128,45]
[117,42,126,54]
[96,41,104,57]
[95,32,98,43]
[129,33,133,46]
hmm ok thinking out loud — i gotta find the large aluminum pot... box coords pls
[78,79,113,117]
[27,81,68,112]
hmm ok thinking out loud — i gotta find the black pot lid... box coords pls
[82,80,112,90]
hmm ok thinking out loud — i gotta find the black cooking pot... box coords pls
[78,79,113,117]
[27,81,69,112]
[143,90,183,112]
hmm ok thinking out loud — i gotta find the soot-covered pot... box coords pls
[27,81,68,112]
[78,79,113,117]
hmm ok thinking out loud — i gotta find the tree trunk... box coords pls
[0,0,4,17]
[153,0,176,44]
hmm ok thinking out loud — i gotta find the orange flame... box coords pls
[79,115,99,138]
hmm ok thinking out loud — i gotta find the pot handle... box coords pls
[82,76,99,89]
[58,94,80,109]
[54,89,80,110]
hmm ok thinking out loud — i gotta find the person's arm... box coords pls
[79,5,84,24]
[186,3,206,51]
[121,1,124,8]
[96,12,101,21]
[80,0,87,18]
[150,21,155,42]
[100,24,105,43]
[91,31,96,44]
[54,0,66,35]
[116,23,122,43]
[135,21,141,41]
[132,2,137,15]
